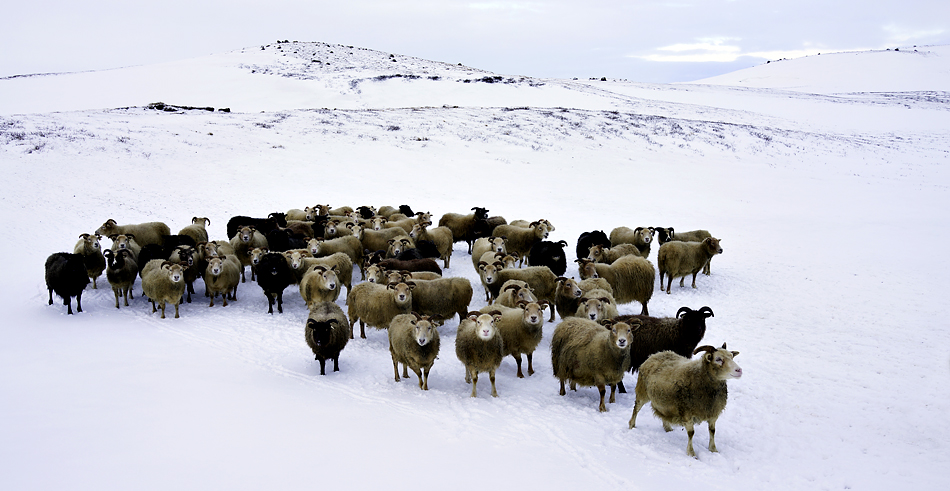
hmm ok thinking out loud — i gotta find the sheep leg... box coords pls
[465,368,472,384]
[92,277,98,289]
[123,288,130,307]
[679,277,686,287]
[173,300,180,319]
[391,357,402,382]
[666,276,673,294]
[209,293,215,307]
[403,364,410,379]
[266,294,275,314]
[150,299,157,313]
[48,289,54,305]
[597,384,608,412]
[412,367,424,389]
[76,292,83,313]
[707,416,718,453]
[628,398,645,429]
[703,258,712,276]
[526,353,535,376]
[114,289,121,309]
[421,366,430,390]
[159,301,166,319]
[332,356,340,372]
[548,306,555,323]
[685,421,697,457]
[470,370,479,397]
[65,297,74,315]
[617,380,627,393]
[222,293,229,307]
[658,271,665,291]
[489,368,498,397]
[513,354,525,378]
[240,268,246,283]
[559,379,566,396]
[608,384,617,403]
[690,272,698,288]
[318,358,327,376]
[640,302,649,316]
[359,320,366,339]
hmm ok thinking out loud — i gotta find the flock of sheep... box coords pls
[44,204,740,458]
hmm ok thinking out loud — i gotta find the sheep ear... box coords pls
[731,351,740,357]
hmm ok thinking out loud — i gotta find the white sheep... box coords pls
[574,288,619,322]
[299,265,341,308]
[178,217,211,244]
[609,226,655,258]
[204,255,241,307]
[478,300,548,378]
[141,259,187,319]
[229,225,268,282]
[628,343,742,458]
[550,318,637,412]
[388,312,441,390]
[575,255,655,315]
[73,233,105,289]
[657,237,722,294]
[346,280,415,339]
[95,219,171,248]
[455,311,505,398]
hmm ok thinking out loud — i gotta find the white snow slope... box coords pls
[1,42,948,490]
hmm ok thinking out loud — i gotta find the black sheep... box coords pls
[527,240,569,276]
[612,306,715,392]
[45,252,90,314]
[226,212,286,239]
[264,228,308,252]
[255,252,296,314]
[576,230,610,261]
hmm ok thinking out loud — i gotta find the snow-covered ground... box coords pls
[1,42,948,490]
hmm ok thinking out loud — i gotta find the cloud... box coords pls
[632,38,823,63]
[883,24,945,43]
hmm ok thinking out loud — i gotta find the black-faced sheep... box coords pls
[305,301,351,375]
[73,233,106,289]
[346,280,415,339]
[409,222,454,269]
[455,311,505,398]
[255,252,296,314]
[575,255,654,315]
[628,343,742,458]
[615,306,715,376]
[576,230,610,261]
[45,252,90,315]
[388,312,441,390]
[438,207,489,254]
[95,219,171,248]
[103,249,138,308]
[265,228,309,252]
[527,240,569,276]
[479,301,548,378]
[550,318,638,412]
[407,277,473,324]
[657,237,722,294]
[178,216,211,244]
[141,259,186,319]
[167,245,201,303]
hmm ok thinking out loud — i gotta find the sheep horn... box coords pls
[692,345,717,356]
[503,284,521,292]
[676,307,692,318]
[699,306,714,317]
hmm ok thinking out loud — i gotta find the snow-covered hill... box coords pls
[1,43,948,490]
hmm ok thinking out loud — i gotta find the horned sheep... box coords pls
[550,318,638,412]
[95,219,171,248]
[587,243,642,264]
[657,237,722,294]
[388,312,441,390]
[299,265,341,308]
[486,266,559,321]
[615,306,716,376]
[491,221,549,266]
[305,301,351,375]
[438,207,489,254]
[628,343,742,457]
[140,259,186,318]
[229,225,268,282]
[178,217,211,244]
[455,311,505,398]
[655,228,716,275]
[609,226,655,258]
[73,233,105,289]
[204,255,241,307]
[346,280,415,339]
[553,276,614,320]
[103,249,138,308]
[574,288,619,322]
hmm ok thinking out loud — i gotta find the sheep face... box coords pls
[284,250,311,270]
[587,244,607,262]
[608,322,634,349]
[237,226,257,243]
[633,227,654,245]
[578,298,609,322]
[704,237,723,255]
[387,238,411,257]
[556,277,583,299]
[95,219,119,237]
[249,248,267,267]
[370,217,387,231]
[78,233,102,252]
[696,344,742,380]
[388,282,414,307]
[364,265,384,283]
[110,234,135,251]
[163,263,185,283]
[312,266,339,292]
[413,318,437,346]
[487,236,506,254]
[519,301,546,327]
[468,313,500,340]
[207,257,227,277]
[478,261,503,286]
[575,259,598,279]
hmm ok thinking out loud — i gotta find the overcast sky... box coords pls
[2,1,948,82]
